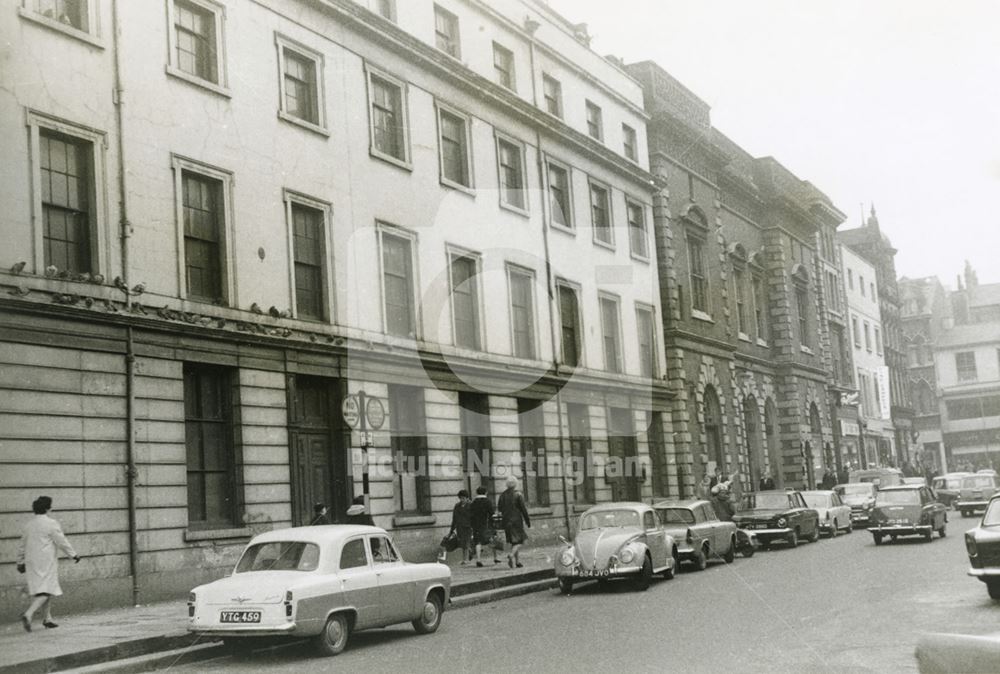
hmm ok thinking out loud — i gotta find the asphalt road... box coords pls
[172,517,997,674]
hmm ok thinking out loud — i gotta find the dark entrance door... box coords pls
[608,407,641,501]
[288,376,347,526]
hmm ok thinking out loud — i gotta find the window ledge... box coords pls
[370,148,413,172]
[166,65,231,98]
[440,177,476,196]
[278,110,330,138]
[691,310,714,323]
[549,221,576,236]
[572,503,596,513]
[18,8,105,48]
[592,236,616,251]
[392,514,437,528]
[499,199,531,218]
[527,506,554,516]
[800,345,815,355]
[185,527,252,542]
[756,338,769,348]
[737,332,752,343]
[629,251,651,264]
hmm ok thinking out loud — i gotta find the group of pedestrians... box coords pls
[444,477,531,569]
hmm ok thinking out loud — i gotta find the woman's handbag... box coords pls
[490,531,505,552]
[440,531,459,552]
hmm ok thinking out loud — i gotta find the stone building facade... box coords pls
[0,0,670,617]
[626,61,845,495]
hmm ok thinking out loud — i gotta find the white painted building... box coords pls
[0,0,669,616]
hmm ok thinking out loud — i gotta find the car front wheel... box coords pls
[873,534,883,546]
[988,580,1000,600]
[314,613,351,657]
[662,550,677,579]
[691,546,708,571]
[723,538,735,564]
[559,578,574,595]
[633,556,653,591]
[830,520,838,538]
[787,530,799,548]
[846,521,853,533]
[807,525,820,543]
[412,592,443,634]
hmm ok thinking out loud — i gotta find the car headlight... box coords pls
[560,549,576,566]
[620,548,636,564]
[776,517,787,527]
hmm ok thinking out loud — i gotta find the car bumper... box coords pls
[870,524,931,536]
[741,527,793,541]
[968,566,1000,579]
[956,501,989,510]
[850,511,871,523]
[189,622,298,637]
[557,564,643,580]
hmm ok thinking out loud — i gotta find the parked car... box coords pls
[966,494,1000,599]
[732,490,820,548]
[956,474,1000,517]
[869,485,947,545]
[653,499,738,570]
[188,525,451,656]
[554,503,677,594]
[801,490,853,536]
[849,467,904,488]
[930,472,971,509]
[834,483,878,526]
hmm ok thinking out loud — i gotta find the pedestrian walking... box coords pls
[447,489,473,565]
[344,495,375,526]
[837,464,850,486]
[821,466,836,490]
[469,485,500,567]
[16,496,79,632]
[497,477,531,568]
[309,503,331,525]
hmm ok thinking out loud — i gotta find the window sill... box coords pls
[392,514,437,527]
[572,503,596,513]
[166,66,231,98]
[440,178,476,196]
[277,110,330,138]
[756,338,769,348]
[691,310,714,323]
[549,221,576,236]
[499,199,531,218]
[527,506,553,516]
[370,148,413,172]
[737,332,751,343]
[18,8,105,48]
[800,345,815,355]
[185,527,252,542]
[629,251,651,264]
[592,236,616,251]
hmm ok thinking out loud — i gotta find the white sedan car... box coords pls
[801,490,853,536]
[188,525,451,656]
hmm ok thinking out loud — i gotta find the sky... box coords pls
[547,0,1000,287]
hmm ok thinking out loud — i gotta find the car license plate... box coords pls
[220,610,261,624]
[890,519,904,525]
[576,568,610,578]
[753,523,768,530]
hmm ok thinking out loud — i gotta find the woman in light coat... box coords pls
[16,496,79,631]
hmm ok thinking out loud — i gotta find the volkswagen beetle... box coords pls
[188,525,450,656]
[554,502,677,594]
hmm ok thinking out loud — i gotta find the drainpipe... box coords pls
[112,0,140,607]
[525,26,572,538]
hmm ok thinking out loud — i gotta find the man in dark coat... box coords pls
[497,477,531,568]
[448,490,473,564]
[470,485,499,567]
[759,472,776,491]
[344,495,375,526]
[309,503,331,525]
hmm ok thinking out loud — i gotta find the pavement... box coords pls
[0,546,557,674]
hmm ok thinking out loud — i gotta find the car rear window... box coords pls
[876,490,920,506]
[802,493,830,509]
[740,493,791,510]
[963,476,995,489]
[236,541,320,573]
[835,484,874,497]
[658,508,695,524]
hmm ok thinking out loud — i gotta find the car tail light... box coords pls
[188,593,196,618]
[966,535,978,557]
[686,529,693,544]
[285,591,293,619]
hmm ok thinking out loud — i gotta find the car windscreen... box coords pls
[235,541,320,573]
[834,484,874,497]
[962,476,995,489]
[740,493,790,510]
[658,508,695,524]
[983,500,1000,527]
[802,493,830,509]
[580,509,641,530]
[875,490,920,506]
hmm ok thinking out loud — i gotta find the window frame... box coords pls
[733,265,749,340]
[542,73,563,118]
[171,155,235,305]
[626,197,649,261]
[598,292,624,374]
[18,0,103,47]
[588,178,613,249]
[26,110,109,277]
[686,229,709,319]
[283,189,333,322]
[507,264,538,361]
[864,321,872,352]
[956,351,977,383]
[556,279,584,368]
[377,223,420,339]
[165,0,229,97]
[435,101,474,191]
[545,156,574,233]
[433,3,460,59]
[365,64,412,169]
[274,33,327,136]
[447,247,484,351]
[585,100,603,141]
[389,383,431,515]
[495,132,529,215]
[622,123,638,162]
[492,41,516,91]
[795,281,811,350]
[635,302,658,378]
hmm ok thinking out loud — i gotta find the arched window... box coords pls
[915,380,935,415]
[703,386,724,471]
